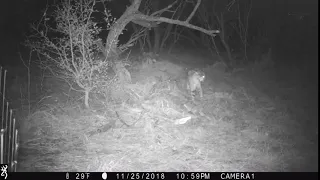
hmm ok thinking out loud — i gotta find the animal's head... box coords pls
[193,68,206,82]
[197,71,205,82]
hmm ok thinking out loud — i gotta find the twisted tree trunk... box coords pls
[101,0,220,64]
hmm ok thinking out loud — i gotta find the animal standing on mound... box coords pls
[187,69,205,101]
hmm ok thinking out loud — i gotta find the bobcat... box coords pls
[187,69,205,101]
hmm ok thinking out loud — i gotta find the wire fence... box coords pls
[0,66,19,172]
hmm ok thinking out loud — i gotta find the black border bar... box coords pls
[3,172,318,180]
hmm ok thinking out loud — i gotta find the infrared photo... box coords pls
[0,0,318,173]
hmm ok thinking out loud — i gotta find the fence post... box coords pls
[0,66,19,172]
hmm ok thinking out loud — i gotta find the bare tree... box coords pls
[100,0,220,62]
[228,0,252,62]
[150,0,161,54]
[130,0,154,53]
[25,0,112,108]
[159,0,188,52]
[193,0,253,69]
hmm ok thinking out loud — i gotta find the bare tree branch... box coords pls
[186,0,201,23]
[131,0,219,36]
[151,0,178,16]
[134,12,219,36]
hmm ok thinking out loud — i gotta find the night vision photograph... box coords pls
[0,0,318,173]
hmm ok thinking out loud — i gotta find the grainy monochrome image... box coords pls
[0,0,317,173]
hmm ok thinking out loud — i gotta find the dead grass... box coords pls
[16,50,318,172]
